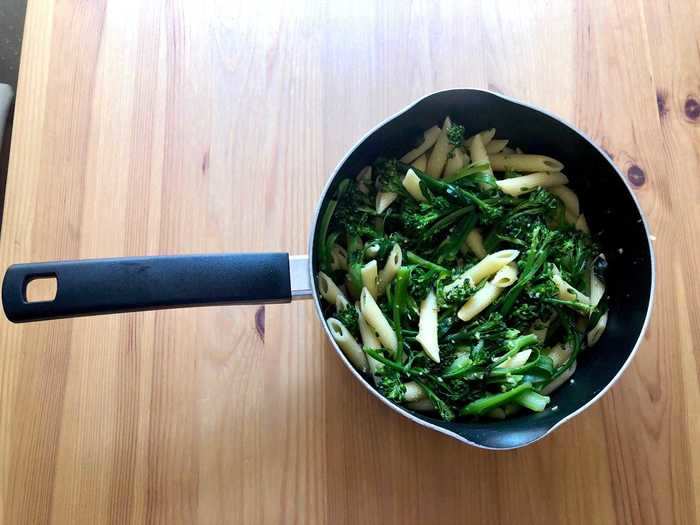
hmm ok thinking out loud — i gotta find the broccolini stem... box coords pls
[406,251,449,273]
[460,382,533,416]
[363,348,426,376]
[513,389,550,412]
[490,333,539,369]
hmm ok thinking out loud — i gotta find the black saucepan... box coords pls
[2,89,655,449]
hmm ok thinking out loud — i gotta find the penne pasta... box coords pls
[318,272,347,306]
[400,125,442,164]
[552,265,590,305]
[541,361,577,395]
[531,314,556,343]
[357,307,383,378]
[377,244,402,295]
[330,244,348,271]
[564,209,578,225]
[426,116,452,177]
[546,342,572,368]
[416,290,440,363]
[375,191,398,214]
[587,312,608,346]
[360,287,398,353]
[485,138,509,154]
[460,228,488,259]
[499,349,532,369]
[465,249,519,286]
[411,153,428,172]
[402,169,427,202]
[496,171,569,197]
[361,260,379,298]
[327,318,369,373]
[404,381,427,402]
[443,148,466,179]
[335,294,350,312]
[464,128,496,148]
[489,153,564,172]
[457,264,519,322]
[355,166,372,194]
[406,398,435,412]
[549,185,580,216]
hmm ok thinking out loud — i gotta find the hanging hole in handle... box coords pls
[25,275,58,303]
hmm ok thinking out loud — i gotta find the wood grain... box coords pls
[0,0,698,523]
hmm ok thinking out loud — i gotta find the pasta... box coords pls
[496,172,569,197]
[327,318,369,373]
[377,244,402,295]
[457,264,519,321]
[426,116,452,177]
[375,191,397,214]
[400,125,442,163]
[411,153,428,172]
[461,228,487,259]
[360,287,398,353]
[361,260,379,298]
[443,147,467,179]
[549,185,580,216]
[489,153,564,172]
[357,308,383,377]
[485,138,509,154]
[416,290,440,362]
[402,169,427,202]
[317,117,608,421]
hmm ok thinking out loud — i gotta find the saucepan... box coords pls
[2,89,655,449]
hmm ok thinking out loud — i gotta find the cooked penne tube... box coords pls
[443,250,518,298]
[489,153,564,172]
[377,244,402,295]
[499,349,532,369]
[546,342,572,368]
[552,266,590,304]
[355,165,372,194]
[575,213,590,233]
[531,314,556,343]
[564,209,578,225]
[587,312,608,346]
[443,148,466,179]
[318,272,347,305]
[326,318,369,373]
[549,185,580,216]
[485,138,509,154]
[335,294,350,312]
[400,125,442,163]
[361,260,379,298]
[466,249,519,285]
[457,264,519,321]
[416,290,440,362]
[406,398,435,412]
[360,287,398,353]
[496,172,569,197]
[357,308,383,377]
[464,128,496,148]
[411,153,427,172]
[375,191,397,214]
[402,169,427,202]
[541,361,577,395]
[501,146,515,154]
[330,244,348,271]
[460,228,487,258]
[469,133,494,189]
[426,116,452,177]
[404,381,427,402]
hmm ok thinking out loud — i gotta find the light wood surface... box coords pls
[1,1,698,523]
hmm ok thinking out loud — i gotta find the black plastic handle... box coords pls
[2,253,292,323]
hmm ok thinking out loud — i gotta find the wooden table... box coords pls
[1,1,698,523]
